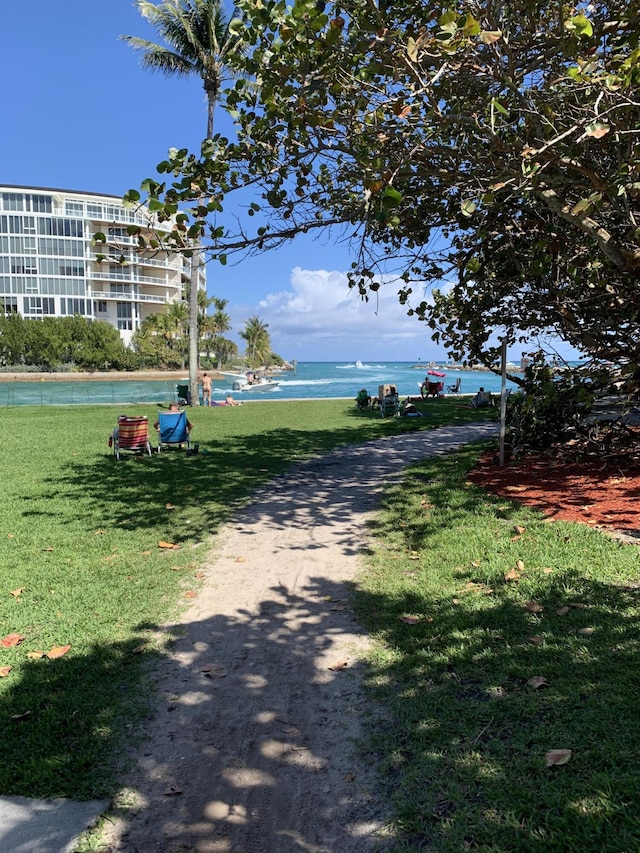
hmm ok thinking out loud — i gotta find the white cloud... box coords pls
[230,267,442,361]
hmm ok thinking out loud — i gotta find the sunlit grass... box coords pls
[354,443,640,852]
[0,399,494,799]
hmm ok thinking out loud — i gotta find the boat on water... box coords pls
[217,370,280,393]
[231,376,280,393]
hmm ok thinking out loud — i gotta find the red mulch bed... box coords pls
[468,452,640,534]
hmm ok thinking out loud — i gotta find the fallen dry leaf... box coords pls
[400,616,421,624]
[194,573,205,579]
[10,588,24,597]
[328,661,349,671]
[281,726,299,735]
[164,785,183,796]
[527,676,548,689]
[42,547,54,552]
[504,569,521,582]
[28,650,45,660]
[1,633,25,648]
[158,541,180,550]
[556,606,569,616]
[46,644,71,659]
[514,526,526,535]
[343,772,356,783]
[578,627,595,636]
[165,503,176,510]
[0,666,12,677]
[545,749,572,767]
[234,556,246,563]
[11,710,31,721]
[542,567,554,574]
[184,591,197,599]
[131,645,147,655]
[516,560,525,571]
[524,600,544,614]
[141,550,151,556]
[570,602,589,609]
[200,664,228,679]
[528,635,544,646]
[470,560,481,568]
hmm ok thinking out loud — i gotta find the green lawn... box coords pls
[3,398,638,853]
[0,398,483,798]
[354,445,640,852]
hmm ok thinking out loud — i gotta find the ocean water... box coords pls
[0,361,518,406]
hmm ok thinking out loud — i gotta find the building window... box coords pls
[87,203,103,218]
[11,257,38,275]
[1,193,24,211]
[38,218,84,238]
[0,297,18,312]
[23,296,55,315]
[95,300,107,314]
[61,298,87,315]
[117,301,133,330]
[37,237,84,256]
[65,201,84,215]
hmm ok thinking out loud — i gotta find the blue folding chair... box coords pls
[156,410,191,452]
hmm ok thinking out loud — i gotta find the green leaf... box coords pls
[491,98,508,116]
[565,14,593,38]
[461,199,477,217]
[382,186,402,208]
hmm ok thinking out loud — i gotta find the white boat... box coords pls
[232,376,280,393]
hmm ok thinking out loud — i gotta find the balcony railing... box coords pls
[90,291,168,304]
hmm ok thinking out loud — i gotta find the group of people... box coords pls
[200,372,241,407]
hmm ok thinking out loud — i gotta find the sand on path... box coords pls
[101,422,497,853]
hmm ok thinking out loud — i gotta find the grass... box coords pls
[353,444,640,852]
[0,397,489,799]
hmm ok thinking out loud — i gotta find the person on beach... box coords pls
[470,387,493,408]
[201,372,212,407]
[154,401,193,431]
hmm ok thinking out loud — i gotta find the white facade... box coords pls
[0,185,205,346]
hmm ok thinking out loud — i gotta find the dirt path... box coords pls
[101,423,497,853]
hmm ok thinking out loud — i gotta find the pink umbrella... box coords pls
[427,369,446,377]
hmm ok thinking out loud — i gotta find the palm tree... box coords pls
[122,0,243,403]
[240,315,272,368]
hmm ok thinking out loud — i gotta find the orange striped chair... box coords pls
[113,415,152,460]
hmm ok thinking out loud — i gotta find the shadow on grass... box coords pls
[0,633,152,799]
[48,412,497,544]
[353,578,640,852]
[351,449,640,852]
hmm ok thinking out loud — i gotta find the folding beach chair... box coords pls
[176,383,191,406]
[156,410,191,452]
[447,377,462,394]
[113,416,152,460]
[379,392,400,418]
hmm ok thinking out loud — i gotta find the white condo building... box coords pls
[0,185,205,346]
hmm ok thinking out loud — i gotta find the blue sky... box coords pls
[0,2,573,363]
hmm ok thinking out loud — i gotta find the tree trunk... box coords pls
[188,249,200,406]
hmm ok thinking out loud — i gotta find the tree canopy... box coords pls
[123,0,640,386]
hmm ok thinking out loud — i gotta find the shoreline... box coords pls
[0,370,225,383]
